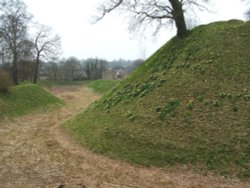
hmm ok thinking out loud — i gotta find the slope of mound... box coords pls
[64,20,250,178]
[0,84,64,119]
[88,80,121,94]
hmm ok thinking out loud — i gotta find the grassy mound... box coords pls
[64,20,250,178]
[88,80,121,94]
[0,84,64,119]
[38,80,87,88]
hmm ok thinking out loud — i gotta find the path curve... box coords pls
[0,86,249,188]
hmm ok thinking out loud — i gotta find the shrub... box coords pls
[0,70,12,92]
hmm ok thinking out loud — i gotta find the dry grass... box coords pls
[0,86,249,187]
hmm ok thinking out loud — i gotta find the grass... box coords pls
[38,79,120,95]
[87,80,121,94]
[64,20,250,179]
[0,84,64,119]
[38,80,88,88]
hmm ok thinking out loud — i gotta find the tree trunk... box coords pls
[33,55,40,84]
[169,0,188,38]
[12,52,18,85]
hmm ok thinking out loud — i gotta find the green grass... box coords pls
[38,80,88,88]
[87,80,121,94]
[0,84,64,119]
[64,20,250,179]
[38,79,120,94]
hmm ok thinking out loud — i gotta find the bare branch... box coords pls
[182,0,211,12]
[94,0,210,38]
[33,24,61,83]
[95,0,124,22]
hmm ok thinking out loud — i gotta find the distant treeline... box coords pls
[0,56,144,82]
[41,57,144,81]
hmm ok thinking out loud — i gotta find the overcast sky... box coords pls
[22,0,247,61]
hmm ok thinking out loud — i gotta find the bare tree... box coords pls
[84,58,105,80]
[0,38,11,68]
[18,39,34,62]
[45,61,59,80]
[95,0,209,38]
[17,39,35,82]
[243,0,250,19]
[60,56,82,80]
[33,25,61,83]
[0,0,32,84]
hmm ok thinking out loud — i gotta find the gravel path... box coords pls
[0,86,249,188]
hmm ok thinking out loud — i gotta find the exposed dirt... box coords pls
[0,86,249,188]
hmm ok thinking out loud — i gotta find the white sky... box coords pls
[22,0,247,61]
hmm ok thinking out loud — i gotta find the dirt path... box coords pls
[0,86,249,188]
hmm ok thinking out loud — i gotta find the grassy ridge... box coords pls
[87,80,121,94]
[0,84,64,119]
[38,80,88,88]
[64,20,250,178]
[39,79,120,94]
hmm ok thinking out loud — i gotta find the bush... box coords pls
[0,70,12,92]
